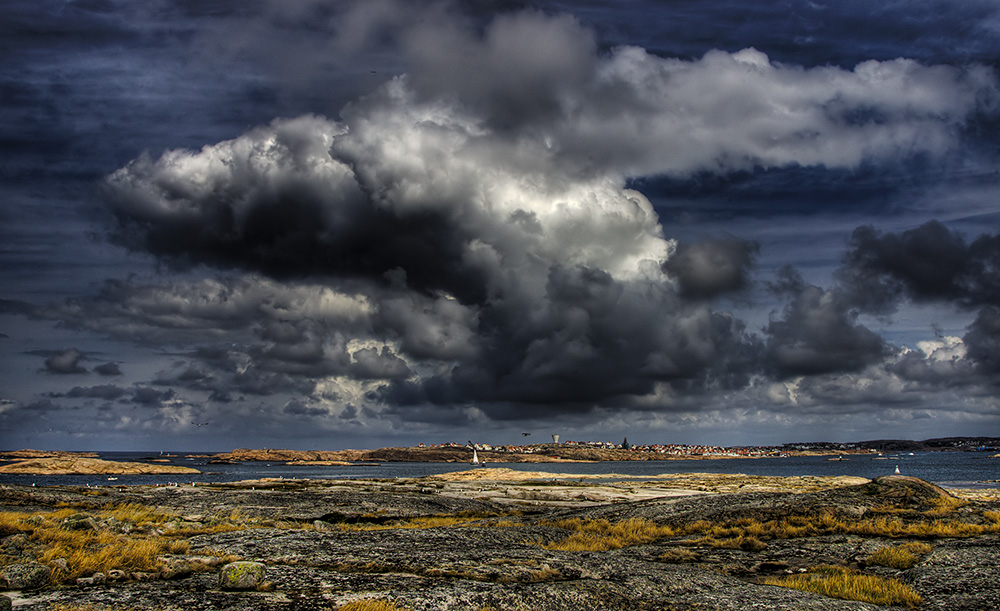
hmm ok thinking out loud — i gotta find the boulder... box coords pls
[1,562,51,590]
[219,561,266,591]
[62,513,98,531]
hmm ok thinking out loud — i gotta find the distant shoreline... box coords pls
[3,437,997,473]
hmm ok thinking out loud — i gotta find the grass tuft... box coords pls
[45,605,164,611]
[0,503,252,583]
[331,514,487,532]
[337,599,410,611]
[657,548,700,563]
[764,565,922,607]
[867,542,933,569]
[539,517,675,551]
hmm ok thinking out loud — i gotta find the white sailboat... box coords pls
[471,448,480,466]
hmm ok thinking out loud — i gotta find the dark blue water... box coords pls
[1,451,997,489]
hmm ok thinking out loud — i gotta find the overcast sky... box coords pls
[2,0,1000,451]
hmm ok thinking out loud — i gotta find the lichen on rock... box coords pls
[219,561,265,591]
[0,562,51,590]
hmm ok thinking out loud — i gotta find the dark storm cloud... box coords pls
[350,346,412,380]
[765,268,892,377]
[87,5,1000,425]
[23,399,62,412]
[43,349,88,374]
[663,236,758,300]
[964,307,1000,376]
[63,385,128,400]
[839,221,1000,312]
[0,300,36,315]
[130,386,175,406]
[377,268,760,412]
[402,9,598,129]
[889,348,978,386]
[283,399,327,417]
[94,362,122,376]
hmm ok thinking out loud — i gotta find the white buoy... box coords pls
[894,465,900,474]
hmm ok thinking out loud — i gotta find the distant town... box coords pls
[426,436,1000,458]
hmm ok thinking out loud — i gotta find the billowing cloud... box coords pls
[664,236,758,299]
[43,349,88,375]
[0,3,993,451]
[283,399,328,417]
[94,362,123,376]
[131,386,176,407]
[91,7,998,425]
[65,385,128,400]
[840,221,1000,312]
[24,399,62,412]
[964,307,1000,375]
[765,268,892,376]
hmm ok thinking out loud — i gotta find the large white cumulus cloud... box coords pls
[394,10,996,175]
[97,8,998,419]
[566,47,995,175]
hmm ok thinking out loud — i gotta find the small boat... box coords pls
[471,449,480,466]
[894,465,901,474]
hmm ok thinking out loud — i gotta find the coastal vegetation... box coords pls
[762,565,923,607]
[337,601,406,611]
[536,505,1000,553]
[866,542,933,569]
[0,503,242,583]
[2,473,999,610]
[46,606,163,611]
[537,517,674,551]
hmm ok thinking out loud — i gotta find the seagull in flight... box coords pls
[192,421,210,428]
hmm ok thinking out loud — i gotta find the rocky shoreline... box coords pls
[1,471,999,610]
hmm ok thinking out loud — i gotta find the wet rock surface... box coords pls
[1,475,998,610]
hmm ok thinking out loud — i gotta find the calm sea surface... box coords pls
[1,451,997,489]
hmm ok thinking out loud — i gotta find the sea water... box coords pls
[1,451,997,489]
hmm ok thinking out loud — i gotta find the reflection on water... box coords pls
[1,451,997,489]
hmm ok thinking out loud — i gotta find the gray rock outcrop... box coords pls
[0,562,51,590]
[219,561,266,591]
[0,475,997,610]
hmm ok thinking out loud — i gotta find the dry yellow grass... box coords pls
[657,548,700,563]
[867,541,933,569]
[763,565,922,607]
[539,517,676,551]
[534,505,1000,553]
[45,605,164,611]
[867,545,921,569]
[0,503,249,583]
[337,599,410,611]
[333,514,485,532]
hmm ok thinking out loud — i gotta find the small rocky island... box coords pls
[0,456,199,476]
[1,470,999,610]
